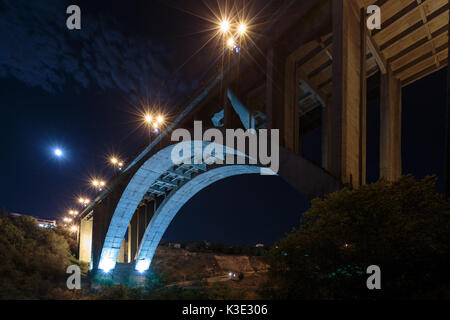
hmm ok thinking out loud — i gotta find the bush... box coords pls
[264,176,450,299]
[0,215,74,299]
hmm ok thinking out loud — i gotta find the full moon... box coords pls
[54,148,63,157]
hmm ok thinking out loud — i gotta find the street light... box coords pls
[227,37,235,48]
[110,156,124,171]
[78,197,90,207]
[144,113,165,134]
[220,20,230,33]
[238,23,246,35]
[70,225,78,232]
[91,179,105,191]
[145,114,153,124]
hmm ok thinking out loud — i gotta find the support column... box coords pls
[79,216,93,265]
[283,54,296,152]
[321,104,330,170]
[330,0,367,187]
[129,211,139,262]
[445,18,450,199]
[127,225,132,263]
[267,45,287,143]
[380,68,402,182]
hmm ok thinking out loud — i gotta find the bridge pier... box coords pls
[380,67,402,182]
[79,213,93,266]
[330,0,367,188]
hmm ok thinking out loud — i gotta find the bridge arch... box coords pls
[98,141,264,273]
[134,165,262,272]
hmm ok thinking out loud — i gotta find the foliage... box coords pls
[54,226,78,256]
[207,282,248,300]
[169,240,268,256]
[0,214,74,299]
[150,286,208,300]
[264,176,450,299]
[89,283,147,300]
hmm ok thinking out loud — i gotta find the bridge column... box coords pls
[445,19,450,199]
[330,0,367,187]
[380,68,402,182]
[322,104,330,170]
[282,48,298,153]
[129,199,158,263]
[91,195,118,271]
[79,215,93,265]
[267,46,287,133]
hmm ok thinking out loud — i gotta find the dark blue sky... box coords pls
[0,0,447,245]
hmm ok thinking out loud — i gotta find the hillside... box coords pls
[151,247,269,299]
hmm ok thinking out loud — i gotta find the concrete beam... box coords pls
[366,33,387,74]
[227,89,256,130]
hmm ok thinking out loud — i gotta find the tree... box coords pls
[264,176,450,299]
[0,214,74,299]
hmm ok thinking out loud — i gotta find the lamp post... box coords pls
[144,113,165,143]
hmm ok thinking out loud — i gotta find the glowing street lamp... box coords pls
[145,114,153,124]
[91,179,105,191]
[68,210,78,216]
[78,197,90,207]
[144,113,165,135]
[110,156,124,171]
[70,225,78,233]
[238,23,247,35]
[63,217,73,223]
[227,37,235,48]
[220,20,230,33]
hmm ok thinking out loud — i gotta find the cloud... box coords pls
[0,0,191,105]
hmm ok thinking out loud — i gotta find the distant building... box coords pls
[255,243,264,248]
[203,241,212,247]
[169,243,181,249]
[9,213,57,229]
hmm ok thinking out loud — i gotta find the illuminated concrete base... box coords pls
[91,263,148,288]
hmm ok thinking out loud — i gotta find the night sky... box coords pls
[0,0,447,246]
